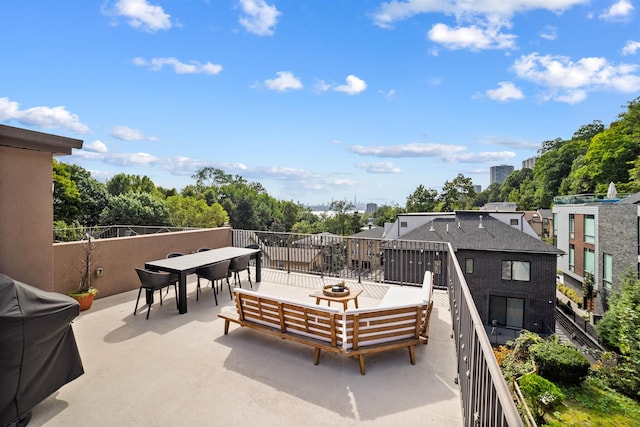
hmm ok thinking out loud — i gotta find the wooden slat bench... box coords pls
[219,289,343,365]
[219,287,434,375]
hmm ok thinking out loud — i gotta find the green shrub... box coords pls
[519,373,564,424]
[558,284,582,305]
[530,340,590,385]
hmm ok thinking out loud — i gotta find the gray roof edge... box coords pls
[0,124,83,155]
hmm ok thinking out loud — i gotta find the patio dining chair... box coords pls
[195,259,231,304]
[228,254,252,291]
[134,268,179,319]
[164,252,183,295]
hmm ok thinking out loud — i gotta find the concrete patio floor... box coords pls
[29,269,463,426]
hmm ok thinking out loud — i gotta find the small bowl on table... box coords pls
[323,284,350,297]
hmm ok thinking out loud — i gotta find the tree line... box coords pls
[54,96,640,235]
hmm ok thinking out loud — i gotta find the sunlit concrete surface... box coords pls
[29,269,462,426]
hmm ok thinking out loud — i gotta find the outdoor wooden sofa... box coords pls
[218,272,435,375]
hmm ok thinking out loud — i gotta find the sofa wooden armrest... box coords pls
[343,302,431,375]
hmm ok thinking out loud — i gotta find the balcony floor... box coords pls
[29,269,462,426]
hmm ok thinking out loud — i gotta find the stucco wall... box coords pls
[0,146,54,289]
[53,228,232,297]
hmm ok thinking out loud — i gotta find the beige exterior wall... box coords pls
[53,227,232,297]
[0,146,55,290]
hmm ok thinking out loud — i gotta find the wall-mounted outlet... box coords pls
[95,267,104,277]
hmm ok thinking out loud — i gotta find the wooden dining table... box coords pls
[144,246,261,314]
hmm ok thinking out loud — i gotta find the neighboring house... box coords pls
[347,226,384,272]
[385,211,561,338]
[262,246,324,272]
[522,209,553,240]
[553,192,640,317]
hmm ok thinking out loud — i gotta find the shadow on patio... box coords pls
[29,269,462,427]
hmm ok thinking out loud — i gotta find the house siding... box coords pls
[459,249,556,334]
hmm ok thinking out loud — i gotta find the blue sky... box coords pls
[2,1,640,206]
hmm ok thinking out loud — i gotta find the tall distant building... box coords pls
[473,184,482,193]
[365,203,377,214]
[522,157,537,170]
[490,164,514,185]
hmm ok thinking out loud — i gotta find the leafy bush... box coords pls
[558,284,582,305]
[530,340,590,385]
[519,373,564,424]
[493,345,511,367]
[592,352,640,401]
[500,331,541,380]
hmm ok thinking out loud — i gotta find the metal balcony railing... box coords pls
[53,225,201,242]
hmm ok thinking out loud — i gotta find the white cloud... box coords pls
[0,97,90,133]
[371,0,587,29]
[238,0,281,36]
[476,135,540,150]
[84,140,108,153]
[334,75,367,95]
[358,162,402,174]
[599,0,633,20]
[263,71,303,91]
[350,142,464,158]
[379,89,396,100]
[485,81,524,101]
[622,40,640,56]
[427,22,516,50]
[111,125,157,141]
[133,57,223,75]
[313,79,332,93]
[109,0,172,32]
[349,142,515,163]
[512,53,640,103]
[539,25,558,41]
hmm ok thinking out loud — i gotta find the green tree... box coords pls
[532,138,586,207]
[596,271,640,356]
[165,195,228,227]
[437,174,475,211]
[99,192,169,226]
[473,182,502,208]
[53,160,81,224]
[406,184,438,212]
[106,173,156,196]
[66,163,109,225]
[372,204,404,226]
[324,200,356,235]
[280,201,301,232]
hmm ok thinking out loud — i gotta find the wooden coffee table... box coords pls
[309,289,363,310]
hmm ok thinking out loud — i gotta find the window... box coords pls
[569,244,575,272]
[569,214,575,239]
[510,218,519,226]
[584,248,595,276]
[400,221,408,228]
[501,261,530,281]
[465,258,474,274]
[584,215,595,244]
[489,296,524,328]
[603,253,612,291]
[553,213,557,236]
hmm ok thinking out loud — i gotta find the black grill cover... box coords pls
[0,274,84,426]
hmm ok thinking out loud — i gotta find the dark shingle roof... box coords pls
[352,227,384,238]
[400,212,562,255]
